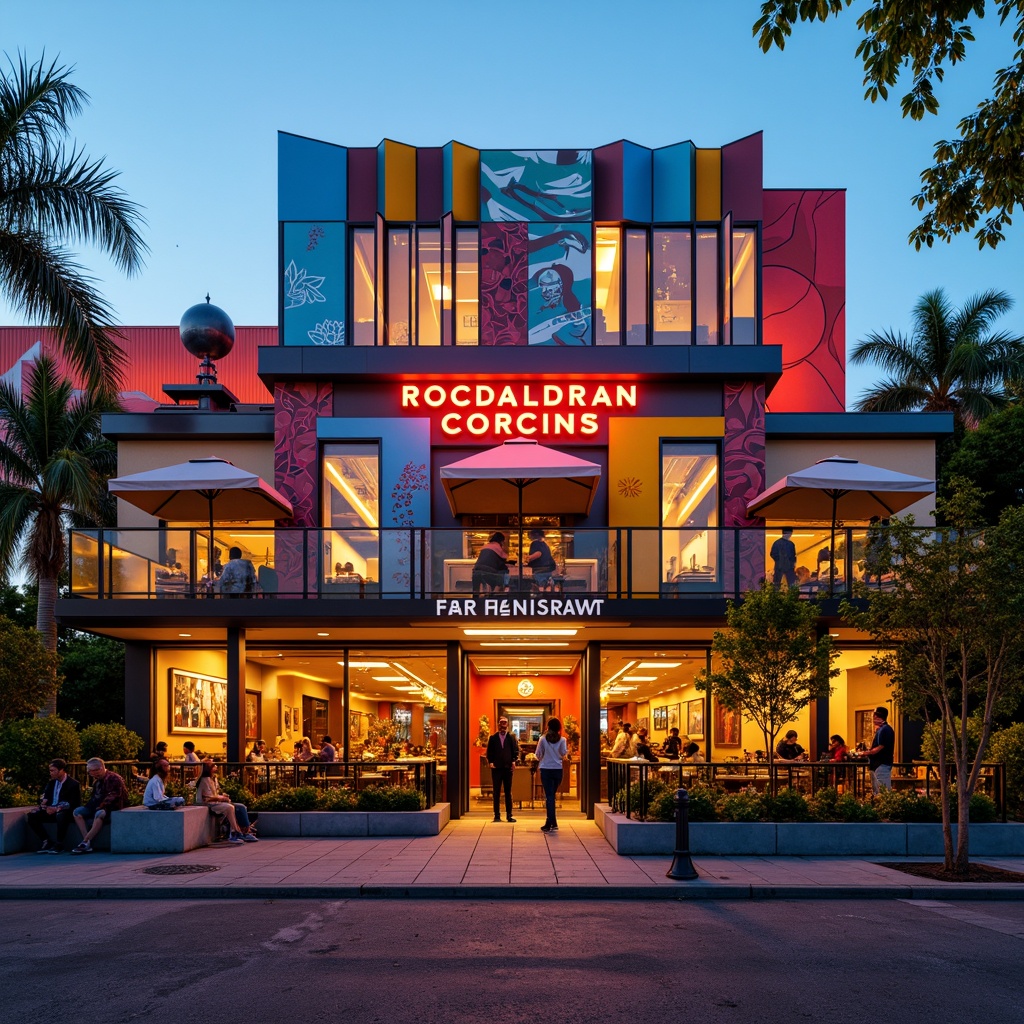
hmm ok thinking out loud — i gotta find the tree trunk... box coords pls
[954,786,971,877]
[35,576,59,718]
[937,720,955,871]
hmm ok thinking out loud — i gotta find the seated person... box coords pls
[661,727,683,759]
[775,730,807,762]
[27,759,82,854]
[471,532,514,594]
[334,561,364,581]
[143,759,185,809]
[196,761,257,843]
[246,739,267,762]
[682,742,705,763]
[526,529,557,591]
[634,728,660,763]
[319,736,337,762]
[71,758,129,854]
[218,546,256,595]
[795,565,812,586]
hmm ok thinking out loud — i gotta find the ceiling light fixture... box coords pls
[463,627,579,637]
[317,632,330,637]
[621,675,657,682]
[637,661,682,669]
[178,633,192,638]
[373,675,409,682]
[341,660,390,669]
[479,641,570,648]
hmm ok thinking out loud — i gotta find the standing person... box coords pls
[769,527,797,588]
[218,546,256,595]
[864,707,895,794]
[536,717,568,834]
[526,528,557,591]
[143,759,185,810]
[486,715,519,823]
[610,722,635,758]
[661,727,683,759]
[26,759,82,854]
[70,759,128,854]
[195,761,257,843]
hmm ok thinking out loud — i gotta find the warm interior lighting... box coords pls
[479,642,570,648]
[341,660,390,668]
[622,675,657,682]
[463,627,579,637]
[604,660,638,686]
[317,632,330,637]
[637,661,682,669]
[178,633,192,638]
[669,463,718,526]
[431,283,452,301]
[392,685,422,692]
[324,459,379,528]
[373,675,409,682]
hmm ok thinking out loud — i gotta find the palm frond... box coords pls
[849,329,930,379]
[853,378,933,413]
[949,289,1014,343]
[0,52,86,162]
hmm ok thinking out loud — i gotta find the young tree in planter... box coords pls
[843,481,1024,877]
[0,613,59,722]
[696,580,837,788]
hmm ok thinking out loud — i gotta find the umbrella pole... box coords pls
[829,494,837,597]
[517,483,524,591]
[209,498,216,599]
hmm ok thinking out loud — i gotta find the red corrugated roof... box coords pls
[0,326,277,404]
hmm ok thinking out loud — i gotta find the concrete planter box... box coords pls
[255,804,449,838]
[691,822,777,855]
[0,807,31,855]
[907,822,1024,857]
[776,822,907,856]
[110,805,217,854]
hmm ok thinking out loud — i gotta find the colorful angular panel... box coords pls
[622,141,653,223]
[277,132,346,221]
[347,148,378,222]
[377,139,416,221]
[762,190,846,413]
[443,142,479,221]
[721,132,763,222]
[653,142,694,222]
[480,150,592,222]
[695,149,721,221]
[480,224,528,346]
[282,222,346,346]
[527,224,592,346]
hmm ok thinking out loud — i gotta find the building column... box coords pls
[226,627,247,762]
[124,642,153,750]
[445,640,466,819]
[581,640,601,818]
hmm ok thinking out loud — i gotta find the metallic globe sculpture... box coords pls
[178,297,236,408]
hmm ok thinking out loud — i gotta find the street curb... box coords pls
[2,883,1024,901]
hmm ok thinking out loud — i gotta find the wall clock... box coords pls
[517,679,535,696]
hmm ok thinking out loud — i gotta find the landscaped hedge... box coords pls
[618,782,1000,824]
[250,784,425,813]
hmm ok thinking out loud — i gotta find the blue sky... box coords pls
[4,0,1022,405]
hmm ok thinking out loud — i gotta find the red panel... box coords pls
[347,147,378,222]
[480,224,528,346]
[721,132,763,222]
[0,326,275,405]
[593,142,624,222]
[762,189,846,413]
[416,147,443,222]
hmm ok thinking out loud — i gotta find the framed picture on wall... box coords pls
[653,707,667,730]
[714,701,742,746]
[245,691,260,741]
[855,709,876,749]
[349,710,366,742]
[293,707,303,737]
[637,716,649,733]
[284,706,292,734]
[687,699,704,740]
[169,669,227,734]
[667,704,680,731]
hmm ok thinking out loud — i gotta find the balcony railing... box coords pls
[67,525,919,602]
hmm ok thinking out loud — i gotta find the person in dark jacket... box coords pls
[71,758,128,854]
[26,759,82,854]
[485,716,520,823]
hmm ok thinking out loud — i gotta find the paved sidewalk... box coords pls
[2,819,1023,900]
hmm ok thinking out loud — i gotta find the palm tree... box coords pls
[0,356,117,715]
[0,52,147,396]
[851,288,1024,427]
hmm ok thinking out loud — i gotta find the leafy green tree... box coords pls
[843,482,1024,875]
[850,288,1024,427]
[57,633,125,726]
[0,581,36,627]
[1,52,147,394]
[0,613,59,722]
[696,581,838,781]
[753,1,1024,249]
[0,716,79,788]
[943,403,1024,518]
[0,356,117,714]
[78,722,142,761]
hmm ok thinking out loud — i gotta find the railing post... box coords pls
[97,529,106,599]
[625,530,632,599]
[666,788,699,879]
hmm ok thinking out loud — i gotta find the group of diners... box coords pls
[471,529,557,594]
[606,722,705,764]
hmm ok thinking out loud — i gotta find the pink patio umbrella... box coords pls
[440,438,601,585]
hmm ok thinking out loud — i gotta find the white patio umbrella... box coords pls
[108,457,293,583]
[746,456,934,593]
[440,437,601,585]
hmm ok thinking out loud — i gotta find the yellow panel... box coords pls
[695,149,721,221]
[383,140,417,221]
[608,417,725,528]
[451,142,479,222]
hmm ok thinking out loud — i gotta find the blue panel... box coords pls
[282,222,346,346]
[278,133,347,221]
[480,150,592,222]
[653,142,695,222]
[622,142,652,222]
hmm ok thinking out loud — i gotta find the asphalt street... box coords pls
[3,898,1023,1023]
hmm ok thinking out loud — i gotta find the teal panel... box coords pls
[480,150,592,222]
[277,132,347,221]
[282,222,346,346]
[622,142,653,222]
[653,142,695,222]
[527,224,592,346]
[316,417,431,595]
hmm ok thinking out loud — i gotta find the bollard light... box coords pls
[666,787,699,880]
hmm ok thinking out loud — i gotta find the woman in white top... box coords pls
[536,717,568,834]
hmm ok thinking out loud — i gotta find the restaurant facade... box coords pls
[46,131,952,818]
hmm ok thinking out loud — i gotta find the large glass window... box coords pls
[416,228,441,346]
[386,229,412,345]
[455,228,479,346]
[351,228,375,346]
[322,443,380,584]
[624,230,648,345]
[595,227,621,345]
[661,442,719,584]
[653,230,692,345]
[732,228,757,345]
[695,228,719,345]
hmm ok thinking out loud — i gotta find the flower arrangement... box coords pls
[563,714,581,754]
[475,715,491,747]
[366,714,399,750]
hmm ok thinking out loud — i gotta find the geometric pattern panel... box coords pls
[722,381,767,592]
[763,189,846,413]
[480,150,592,222]
[480,223,529,346]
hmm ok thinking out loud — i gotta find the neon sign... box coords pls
[401,382,637,438]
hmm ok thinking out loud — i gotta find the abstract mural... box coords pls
[282,222,346,346]
[480,224,528,346]
[480,150,592,222]
[527,224,592,346]
[723,381,766,591]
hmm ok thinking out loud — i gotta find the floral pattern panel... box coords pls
[480,224,528,346]
[275,381,333,594]
[282,222,346,346]
[722,381,766,593]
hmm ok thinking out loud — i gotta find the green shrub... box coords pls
[834,793,879,822]
[648,783,720,823]
[947,790,1000,823]
[217,775,251,808]
[987,723,1024,819]
[0,717,80,788]
[874,789,940,822]
[807,786,840,821]
[78,722,143,761]
[321,787,359,812]
[919,716,982,761]
[356,785,425,812]
[613,779,673,819]
[0,780,35,808]
[717,788,764,822]
[762,787,809,822]
[250,785,321,812]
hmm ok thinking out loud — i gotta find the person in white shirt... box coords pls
[610,723,636,759]
[536,718,568,833]
[143,759,186,809]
